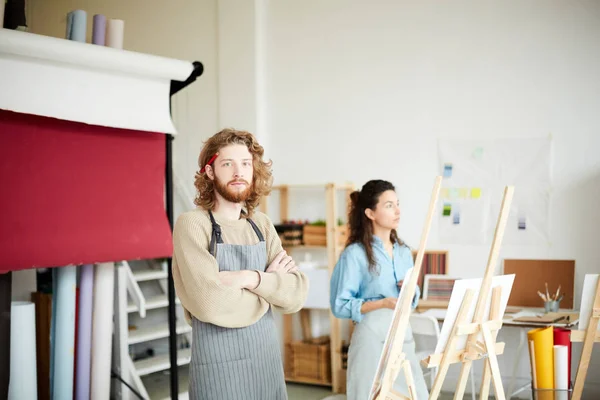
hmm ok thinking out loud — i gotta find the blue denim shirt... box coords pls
[330,237,420,323]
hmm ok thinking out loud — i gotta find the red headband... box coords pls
[200,153,219,173]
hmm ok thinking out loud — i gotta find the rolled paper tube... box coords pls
[90,263,115,400]
[8,301,38,400]
[553,328,572,388]
[553,345,568,390]
[527,327,554,389]
[105,19,124,49]
[51,266,77,400]
[67,10,87,42]
[75,265,94,400]
[528,339,537,389]
[92,14,106,45]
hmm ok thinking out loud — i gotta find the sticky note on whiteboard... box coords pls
[471,188,482,199]
[443,203,452,216]
[443,164,453,178]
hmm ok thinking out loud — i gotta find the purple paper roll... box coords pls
[74,265,94,400]
[92,15,106,45]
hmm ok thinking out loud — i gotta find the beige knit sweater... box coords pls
[172,208,309,328]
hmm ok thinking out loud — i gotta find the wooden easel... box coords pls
[570,277,600,400]
[423,186,515,400]
[370,176,442,400]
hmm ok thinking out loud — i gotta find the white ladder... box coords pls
[112,260,192,399]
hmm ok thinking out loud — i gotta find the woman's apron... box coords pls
[347,309,429,400]
[188,211,287,400]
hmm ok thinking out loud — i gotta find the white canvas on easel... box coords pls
[369,267,414,400]
[434,274,516,354]
[578,274,600,331]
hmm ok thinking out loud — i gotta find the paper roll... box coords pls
[553,328,571,388]
[0,272,10,400]
[527,327,554,389]
[528,340,537,389]
[8,302,38,399]
[66,10,87,42]
[106,19,124,49]
[553,345,568,390]
[90,262,115,400]
[92,15,106,45]
[51,266,77,400]
[554,391,569,400]
[75,265,94,400]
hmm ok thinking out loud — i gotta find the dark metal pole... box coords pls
[165,133,178,400]
[166,60,203,399]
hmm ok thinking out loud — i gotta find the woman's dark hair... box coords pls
[347,179,405,273]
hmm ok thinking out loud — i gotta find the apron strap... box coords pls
[208,210,265,256]
[208,211,223,256]
[246,218,265,242]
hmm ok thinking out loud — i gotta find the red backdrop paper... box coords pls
[0,109,173,272]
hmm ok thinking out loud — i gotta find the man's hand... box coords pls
[219,270,260,290]
[266,251,298,273]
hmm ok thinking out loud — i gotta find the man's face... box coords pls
[208,143,254,203]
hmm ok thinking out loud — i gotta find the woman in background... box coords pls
[330,179,428,399]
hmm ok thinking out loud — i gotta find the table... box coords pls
[415,307,579,398]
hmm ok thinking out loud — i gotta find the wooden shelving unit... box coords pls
[261,183,354,394]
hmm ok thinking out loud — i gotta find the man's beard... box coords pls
[214,177,252,203]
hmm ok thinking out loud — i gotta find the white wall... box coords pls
[262,0,600,395]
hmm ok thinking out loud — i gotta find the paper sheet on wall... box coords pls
[578,274,600,331]
[438,138,552,245]
[434,274,515,354]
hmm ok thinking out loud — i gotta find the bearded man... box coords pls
[173,128,308,400]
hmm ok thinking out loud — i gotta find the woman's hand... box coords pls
[266,251,298,273]
[380,297,397,310]
[360,297,397,314]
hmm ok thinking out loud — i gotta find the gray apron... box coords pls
[347,309,429,400]
[188,211,287,400]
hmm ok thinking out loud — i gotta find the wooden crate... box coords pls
[288,336,332,384]
[302,225,347,246]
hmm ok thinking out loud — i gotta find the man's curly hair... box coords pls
[194,128,273,216]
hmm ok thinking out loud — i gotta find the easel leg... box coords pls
[481,323,506,400]
[453,361,473,400]
[479,287,502,399]
[403,359,417,400]
[480,361,492,399]
[571,279,600,400]
[378,355,417,400]
[429,290,475,400]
